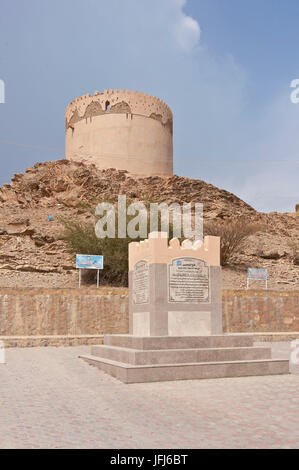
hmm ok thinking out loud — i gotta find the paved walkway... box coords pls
[0,343,298,449]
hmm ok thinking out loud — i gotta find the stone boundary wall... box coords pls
[0,287,129,337]
[1,335,104,348]
[223,290,299,333]
[0,288,298,343]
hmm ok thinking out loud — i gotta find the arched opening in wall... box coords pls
[105,101,111,111]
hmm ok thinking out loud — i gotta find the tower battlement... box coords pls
[65,89,173,176]
[129,232,221,271]
[66,89,173,130]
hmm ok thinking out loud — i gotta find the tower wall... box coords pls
[65,89,173,176]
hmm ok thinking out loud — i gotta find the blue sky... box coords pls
[0,0,298,212]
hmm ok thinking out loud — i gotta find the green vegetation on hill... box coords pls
[61,213,263,286]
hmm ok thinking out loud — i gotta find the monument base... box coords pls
[80,334,289,384]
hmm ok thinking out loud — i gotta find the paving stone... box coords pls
[0,344,298,449]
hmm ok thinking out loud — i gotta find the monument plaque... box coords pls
[133,260,149,305]
[129,233,221,336]
[81,233,290,383]
[168,257,210,303]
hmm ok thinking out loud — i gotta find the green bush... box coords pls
[60,219,132,286]
[60,210,179,286]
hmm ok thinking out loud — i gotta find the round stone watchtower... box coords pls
[65,89,173,176]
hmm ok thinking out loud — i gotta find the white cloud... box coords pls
[169,0,201,52]
[2,0,298,212]
[233,92,299,212]
[175,14,201,51]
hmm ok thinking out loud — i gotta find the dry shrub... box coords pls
[204,218,265,266]
[288,240,299,265]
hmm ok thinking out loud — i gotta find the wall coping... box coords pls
[1,333,299,348]
[0,287,128,296]
[222,290,299,297]
[0,287,298,296]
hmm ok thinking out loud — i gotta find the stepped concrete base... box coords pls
[80,334,290,383]
[90,345,272,365]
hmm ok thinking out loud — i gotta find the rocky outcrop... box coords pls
[0,159,297,290]
[0,159,256,217]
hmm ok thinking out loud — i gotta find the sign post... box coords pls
[79,268,82,288]
[247,268,268,290]
[76,255,104,288]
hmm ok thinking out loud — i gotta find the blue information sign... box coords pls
[247,268,268,289]
[76,254,103,270]
[247,268,268,280]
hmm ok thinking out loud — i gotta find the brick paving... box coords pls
[0,343,298,449]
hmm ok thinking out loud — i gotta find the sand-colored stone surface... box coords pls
[65,89,173,176]
[0,159,297,290]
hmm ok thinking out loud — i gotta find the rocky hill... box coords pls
[0,159,298,290]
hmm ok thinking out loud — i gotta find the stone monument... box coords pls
[129,232,222,337]
[81,233,289,383]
